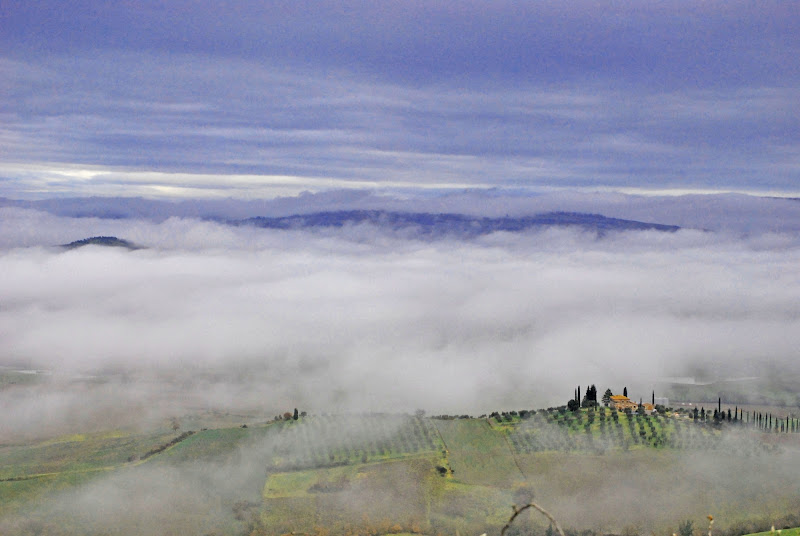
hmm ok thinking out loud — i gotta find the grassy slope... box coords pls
[2,410,799,535]
[262,457,440,535]
[503,407,725,453]
[256,418,525,534]
[152,425,268,464]
[746,529,800,536]
[434,418,523,487]
[0,370,42,389]
[0,430,181,479]
[0,428,182,522]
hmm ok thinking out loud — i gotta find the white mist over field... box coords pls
[2,192,800,438]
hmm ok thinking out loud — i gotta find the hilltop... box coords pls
[239,210,680,237]
[60,236,141,250]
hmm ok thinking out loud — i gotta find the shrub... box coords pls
[678,519,694,536]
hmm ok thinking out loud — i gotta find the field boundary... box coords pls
[487,417,528,479]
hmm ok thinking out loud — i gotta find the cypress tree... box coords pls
[623,386,628,397]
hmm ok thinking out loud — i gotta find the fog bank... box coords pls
[2,198,800,436]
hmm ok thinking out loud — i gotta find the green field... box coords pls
[0,369,44,388]
[2,409,799,536]
[746,528,800,536]
[434,418,523,487]
[496,406,780,455]
[261,457,440,535]
[152,426,268,464]
[0,430,178,482]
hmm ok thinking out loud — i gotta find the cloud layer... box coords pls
[2,193,800,437]
[2,2,799,197]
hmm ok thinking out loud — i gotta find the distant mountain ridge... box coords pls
[61,236,141,250]
[6,192,800,235]
[239,210,680,237]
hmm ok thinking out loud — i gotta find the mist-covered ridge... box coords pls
[3,190,800,235]
[60,236,142,251]
[239,210,680,237]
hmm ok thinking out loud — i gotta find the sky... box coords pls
[2,0,800,430]
[2,0,799,199]
[3,6,800,531]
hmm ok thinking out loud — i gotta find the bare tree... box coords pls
[501,500,566,536]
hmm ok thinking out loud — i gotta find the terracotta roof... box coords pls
[610,395,630,401]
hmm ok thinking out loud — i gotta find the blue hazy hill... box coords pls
[239,211,680,237]
[61,236,142,250]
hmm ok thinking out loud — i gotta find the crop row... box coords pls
[505,409,747,453]
[265,414,440,471]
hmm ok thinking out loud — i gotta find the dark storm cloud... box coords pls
[1,1,799,196]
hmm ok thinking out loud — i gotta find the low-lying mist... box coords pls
[4,414,799,536]
[2,199,800,440]
[2,193,800,535]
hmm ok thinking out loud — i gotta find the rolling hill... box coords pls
[239,210,680,237]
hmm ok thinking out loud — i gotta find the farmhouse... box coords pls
[609,395,658,414]
[609,395,639,411]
